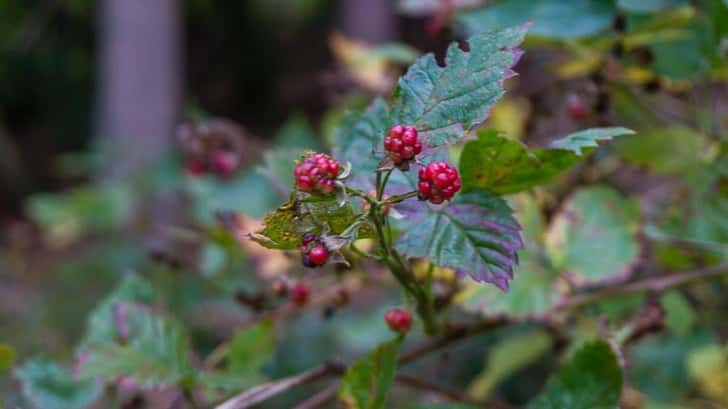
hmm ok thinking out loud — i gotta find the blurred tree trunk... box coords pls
[338,0,397,43]
[97,0,182,178]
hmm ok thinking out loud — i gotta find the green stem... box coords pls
[369,169,440,335]
[385,251,440,335]
[382,191,418,205]
[377,168,393,200]
[344,186,376,206]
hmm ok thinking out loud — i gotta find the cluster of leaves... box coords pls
[254,24,632,292]
[12,274,279,408]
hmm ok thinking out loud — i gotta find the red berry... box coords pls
[384,125,423,166]
[301,234,329,268]
[294,153,341,195]
[384,308,412,334]
[417,161,461,204]
[568,95,588,121]
[210,151,238,177]
[290,282,310,306]
[308,245,328,266]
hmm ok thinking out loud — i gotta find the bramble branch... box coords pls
[213,261,728,408]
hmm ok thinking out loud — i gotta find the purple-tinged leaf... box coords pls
[395,191,523,290]
[390,24,529,152]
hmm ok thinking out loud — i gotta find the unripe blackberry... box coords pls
[300,233,329,268]
[384,125,423,166]
[290,282,310,306]
[384,308,412,334]
[417,162,461,204]
[294,153,341,195]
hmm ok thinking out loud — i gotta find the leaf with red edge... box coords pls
[395,190,523,290]
[390,24,528,152]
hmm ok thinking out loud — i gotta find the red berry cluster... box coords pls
[294,153,341,195]
[384,308,412,334]
[300,233,329,268]
[384,125,423,166]
[185,150,239,178]
[417,162,462,204]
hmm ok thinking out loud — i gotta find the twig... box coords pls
[212,262,728,408]
[558,262,728,310]
[398,317,510,365]
[205,278,362,368]
[395,374,517,409]
[292,383,340,409]
[213,362,343,409]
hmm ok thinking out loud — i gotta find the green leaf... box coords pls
[229,320,276,375]
[15,359,102,409]
[78,274,155,350]
[252,195,373,250]
[460,128,633,195]
[390,25,527,150]
[365,43,420,65]
[617,0,687,12]
[78,304,194,389]
[0,343,15,372]
[614,127,710,177]
[26,184,132,244]
[650,23,709,79]
[257,147,306,197]
[395,190,523,290]
[657,154,728,246]
[333,98,390,186]
[402,405,477,409]
[629,330,716,402]
[468,330,552,399]
[686,343,728,404]
[200,320,277,400]
[338,337,402,409]
[274,114,321,150]
[545,186,641,285]
[549,127,635,155]
[661,291,695,336]
[190,170,283,221]
[456,195,563,314]
[458,0,615,39]
[528,340,622,409]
